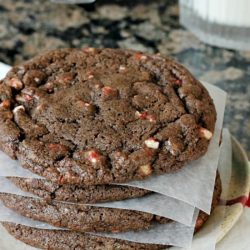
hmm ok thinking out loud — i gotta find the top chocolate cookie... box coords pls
[0,48,216,185]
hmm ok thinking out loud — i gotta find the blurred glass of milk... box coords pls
[180,0,250,51]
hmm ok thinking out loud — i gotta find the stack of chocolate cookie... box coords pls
[0,48,221,250]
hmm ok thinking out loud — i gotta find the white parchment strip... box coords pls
[0,62,11,79]
[172,128,232,250]
[0,200,198,248]
[0,177,195,226]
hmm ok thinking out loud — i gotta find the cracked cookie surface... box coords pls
[0,48,216,185]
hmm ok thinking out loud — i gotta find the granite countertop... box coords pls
[0,0,249,157]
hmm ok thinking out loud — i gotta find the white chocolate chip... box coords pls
[144,138,159,149]
[13,105,25,113]
[34,77,40,83]
[119,65,126,71]
[90,157,97,164]
[140,55,147,60]
[84,47,96,53]
[95,84,102,89]
[147,114,156,123]
[85,150,100,164]
[17,66,25,75]
[199,127,213,140]
[84,102,90,107]
[165,140,178,156]
[88,74,94,79]
[56,167,62,173]
[88,156,97,163]
[135,111,156,122]
[138,164,152,176]
[135,111,141,117]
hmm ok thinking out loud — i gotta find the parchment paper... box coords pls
[172,128,232,250]
[0,177,195,226]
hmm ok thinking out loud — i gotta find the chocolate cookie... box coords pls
[0,48,216,185]
[0,173,222,234]
[0,193,172,233]
[8,177,151,203]
[2,222,166,250]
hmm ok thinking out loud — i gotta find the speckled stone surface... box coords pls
[0,0,249,158]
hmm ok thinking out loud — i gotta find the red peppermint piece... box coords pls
[0,100,11,109]
[24,94,33,102]
[102,86,117,97]
[85,150,101,164]
[175,79,182,85]
[58,175,65,185]
[135,111,156,123]
[134,53,147,61]
[62,74,73,82]
[226,195,250,207]
[135,111,148,119]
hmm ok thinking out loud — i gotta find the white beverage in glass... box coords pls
[180,0,250,50]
